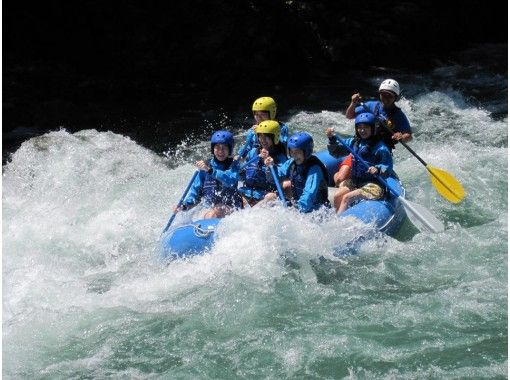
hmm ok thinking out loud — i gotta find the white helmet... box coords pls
[379,79,400,98]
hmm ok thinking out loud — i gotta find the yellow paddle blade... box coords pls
[426,165,465,204]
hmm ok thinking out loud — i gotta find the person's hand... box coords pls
[252,124,258,130]
[351,93,361,104]
[326,127,335,138]
[393,132,412,142]
[196,160,210,172]
[391,132,403,141]
[367,166,379,175]
[259,148,269,159]
[264,157,274,166]
[377,115,389,126]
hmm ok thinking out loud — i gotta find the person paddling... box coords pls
[264,132,329,213]
[175,131,242,219]
[337,79,413,186]
[236,96,289,159]
[237,120,288,207]
[346,79,413,145]
[327,113,393,214]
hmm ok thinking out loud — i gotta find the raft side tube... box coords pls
[160,218,220,260]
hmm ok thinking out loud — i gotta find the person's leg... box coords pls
[337,189,363,214]
[254,192,277,207]
[204,205,230,219]
[333,186,350,212]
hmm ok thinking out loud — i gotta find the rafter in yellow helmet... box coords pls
[255,120,280,145]
[252,97,277,120]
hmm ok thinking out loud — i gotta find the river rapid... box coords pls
[3,59,508,378]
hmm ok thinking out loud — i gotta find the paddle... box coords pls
[239,154,262,170]
[269,165,288,207]
[334,136,445,233]
[358,101,465,203]
[161,170,200,235]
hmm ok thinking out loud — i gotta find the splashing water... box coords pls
[3,84,507,378]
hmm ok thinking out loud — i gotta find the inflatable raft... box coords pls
[160,150,407,260]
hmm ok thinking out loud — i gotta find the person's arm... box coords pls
[391,110,413,142]
[279,123,289,145]
[210,166,239,187]
[296,165,324,213]
[345,93,361,119]
[200,156,241,187]
[237,129,257,158]
[374,145,393,176]
[182,171,205,207]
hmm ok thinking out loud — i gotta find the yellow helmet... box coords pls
[255,120,280,145]
[252,97,277,120]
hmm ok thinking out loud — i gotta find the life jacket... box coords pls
[373,102,399,150]
[244,146,286,190]
[203,158,242,208]
[351,140,383,183]
[289,155,330,208]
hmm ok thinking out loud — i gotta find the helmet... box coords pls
[355,113,377,137]
[211,130,234,155]
[252,97,277,120]
[355,112,376,127]
[287,132,314,159]
[378,79,400,98]
[255,120,280,145]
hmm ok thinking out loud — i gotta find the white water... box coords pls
[3,89,507,378]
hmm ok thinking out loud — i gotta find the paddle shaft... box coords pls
[162,170,200,234]
[240,154,262,170]
[269,165,288,207]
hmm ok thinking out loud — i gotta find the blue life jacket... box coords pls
[355,101,411,150]
[289,155,329,210]
[351,139,393,184]
[202,158,242,208]
[243,147,287,190]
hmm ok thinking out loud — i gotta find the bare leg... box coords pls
[337,189,363,214]
[333,186,350,213]
[253,192,278,207]
[204,205,230,219]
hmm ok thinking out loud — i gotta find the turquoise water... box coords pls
[3,77,507,378]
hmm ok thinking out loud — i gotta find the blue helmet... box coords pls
[355,113,377,137]
[287,132,314,159]
[355,112,376,127]
[211,130,234,155]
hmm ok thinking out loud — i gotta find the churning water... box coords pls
[3,68,507,378]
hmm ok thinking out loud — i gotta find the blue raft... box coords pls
[160,150,406,260]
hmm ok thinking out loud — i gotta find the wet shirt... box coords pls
[184,157,241,208]
[275,157,328,213]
